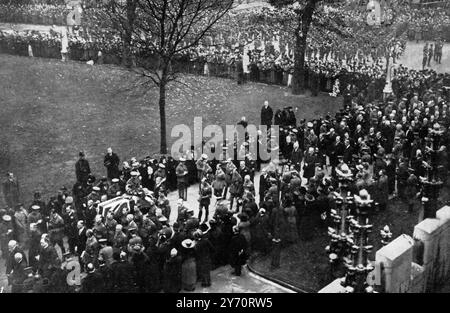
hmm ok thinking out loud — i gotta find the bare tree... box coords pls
[87,0,233,154]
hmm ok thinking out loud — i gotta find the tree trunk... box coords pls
[159,79,168,155]
[291,0,317,95]
[291,32,307,95]
[121,0,137,68]
[122,35,132,67]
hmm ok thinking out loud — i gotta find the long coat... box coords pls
[2,178,20,208]
[144,246,162,292]
[282,206,299,244]
[290,147,303,169]
[75,158,91,183]
[229,171,243,196]
[250,214,271,253]
[131,251,151,292]
[405,174,419,205]
[181,248,197,291]
[303,153,316,179]
[110,260,136,293]
[163,255,182,293]
[195,238,215,284]
[374,175,389,205]
[261,105,274,126]
[229,233,248,267]
[81,272,105,293]
[104,153,120,179]
[38,245,61,278]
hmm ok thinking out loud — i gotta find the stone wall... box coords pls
[319,205,450,293]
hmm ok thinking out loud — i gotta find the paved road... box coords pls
[397,41,450,73]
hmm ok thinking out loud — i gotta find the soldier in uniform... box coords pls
[196,154,209,189]
[3,173,20,209]
[198,178,212,224]
[75,152,91,185]
[176,158,189,201]
[422,43,428,70]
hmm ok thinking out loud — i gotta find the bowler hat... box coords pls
[181,239,196,249]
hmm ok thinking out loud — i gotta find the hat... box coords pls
[31,205,41,210]
[193,229,203,239]
[307,122,314,128]
[93,186,100,192]
[305,193,316,202]
[158,216,168,223]
[130,171,139,176]
[158,164,166,169]
[336,164,353,178]
[181,239,196,249]
[98,238,107,244]
[65,197,73,204]
[112,178,119,183]
[86,263,95,273]
[179,157,186,162]
[186,207,194,213]
[2,215,11,222]
[201,154,208,160]
[199,223,210,233]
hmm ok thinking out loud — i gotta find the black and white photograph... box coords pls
[0,0,449,299]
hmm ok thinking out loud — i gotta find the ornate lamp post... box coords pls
[419,123,444,221]
[340,189,376,293]
[326,167,355,274]
[382,45,396,99]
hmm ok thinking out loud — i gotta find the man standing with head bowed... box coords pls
[261,100,273,128]
[104,147,120,180]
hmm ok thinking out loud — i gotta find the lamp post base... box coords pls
[383,82,393,99]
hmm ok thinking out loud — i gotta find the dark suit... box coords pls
[258,174,270,204]
[104,153,120,179]
[261,106,273,127]
[75,227,87,257]
[343,145,354,164]
[81,271,105,293]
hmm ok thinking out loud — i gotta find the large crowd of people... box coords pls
[1,0,450,294]
[1,61,450,292]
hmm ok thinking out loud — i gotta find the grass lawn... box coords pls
[0,53,340,206]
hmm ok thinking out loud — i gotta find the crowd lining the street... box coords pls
[1,59,450,292]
